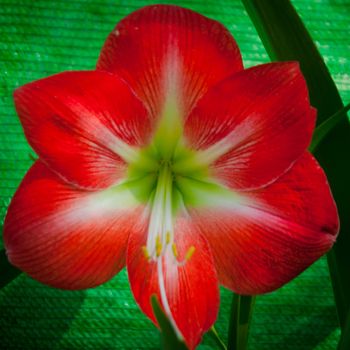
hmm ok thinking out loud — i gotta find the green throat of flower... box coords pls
[121,94,240,264]
[126,97,208,262]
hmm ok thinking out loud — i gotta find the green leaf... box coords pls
[0,249,21,289]
[310,102,350,153]
[242,0,350,330]
[209,326,227,350]
[151,295,188,350]
[241,0,343,125]
[227,294,255,350]
[338,310,350,350]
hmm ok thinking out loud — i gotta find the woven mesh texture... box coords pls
[1,0,349,349]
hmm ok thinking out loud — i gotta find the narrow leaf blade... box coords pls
[310,103,350,152]
[242,0,343,124]
[151,295,188,350]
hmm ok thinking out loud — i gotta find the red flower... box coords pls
[4,5,339,349]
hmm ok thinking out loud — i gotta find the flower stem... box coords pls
[227,294,255,350]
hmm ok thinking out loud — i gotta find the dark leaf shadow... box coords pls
[249,259,340,350]
[0,274,86,349]
[276,305,339,349]
[0,249,22,288]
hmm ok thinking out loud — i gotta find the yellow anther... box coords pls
[172,243,178,258]
[166,231,171,245]
[156,235,163,257]
[142,246,150,259]
[185,246,196,261]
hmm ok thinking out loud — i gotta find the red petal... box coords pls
[4,161,144,290]
[14,70,151,190]
[185,62,316,190]
[190,153,339,294]
[127,214,219,349]
[97,5,243,118]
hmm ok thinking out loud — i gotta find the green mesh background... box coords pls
[1,0,349,349]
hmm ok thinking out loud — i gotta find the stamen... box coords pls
[172,244,196,267]
[185,246,196,261]
[142,246,150,259]
[172,243,178,258]
[156,235,163,257]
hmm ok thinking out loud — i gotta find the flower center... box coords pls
[126,132,242,263]
[139,160,197,262]
[125,76,210,259]
[125,83,241,262]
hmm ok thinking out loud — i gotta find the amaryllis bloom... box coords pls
[4,5,339,349]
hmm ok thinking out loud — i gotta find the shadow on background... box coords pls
[0,274,86,349]
[277,305,339,349]
[250,259,340,350]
